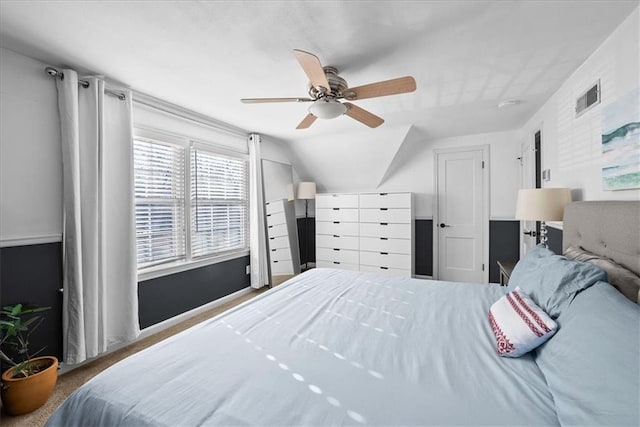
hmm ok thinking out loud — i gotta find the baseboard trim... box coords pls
[58,286,253,375]
[0,234,62,247]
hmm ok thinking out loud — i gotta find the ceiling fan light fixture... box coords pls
[308,99,347,119]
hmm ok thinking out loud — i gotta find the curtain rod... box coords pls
[45,67,126,101]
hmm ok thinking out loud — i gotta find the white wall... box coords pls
[521,7,639,202]
[378,130,521,218]
[0,47,62,245]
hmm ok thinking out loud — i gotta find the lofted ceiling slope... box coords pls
[0,1,637,144]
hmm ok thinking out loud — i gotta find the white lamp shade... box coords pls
[297,182,316,200]
[286,183,295,201]
[515,188,572,221]
[308,99,347,119]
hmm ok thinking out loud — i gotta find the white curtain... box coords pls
[56,70,139,364]
[248,133,269,289]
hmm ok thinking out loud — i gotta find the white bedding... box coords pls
[47,268,559,426]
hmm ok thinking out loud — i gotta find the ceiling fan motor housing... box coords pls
[308,66,348,99]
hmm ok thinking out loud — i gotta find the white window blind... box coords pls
[191,148,248,258]
[134,139,186,268]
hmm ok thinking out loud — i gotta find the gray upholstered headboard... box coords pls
[563,201,640,277]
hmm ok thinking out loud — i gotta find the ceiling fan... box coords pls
[241,49,417,129]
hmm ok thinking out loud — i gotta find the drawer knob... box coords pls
[333,221,340,224]
[332,208,340,211]
[333,261,341,264]
[380,208,388,211]
[380,222,388,226]
[380,237,388,241]
[271,249,276,252]
[333,235,340,238]
[380,266,389,270]
[380,252,388,255]
[273,260,278,263]
[333,248,340,251]
[380,193,388,196]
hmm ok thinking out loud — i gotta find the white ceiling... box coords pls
[0,1,637,143]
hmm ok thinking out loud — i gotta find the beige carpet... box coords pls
[0,286,270,426]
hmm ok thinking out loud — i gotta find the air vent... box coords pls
[575,80,600,117]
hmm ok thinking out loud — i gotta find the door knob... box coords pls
[439,223,450,228]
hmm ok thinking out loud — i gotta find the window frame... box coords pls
[134,127,249,282]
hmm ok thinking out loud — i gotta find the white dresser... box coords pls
[358,192,413,277]
[315,193,360,271]
[315,192,414,277]
[265,199,300,276]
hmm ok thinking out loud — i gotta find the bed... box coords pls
[46,201,640,426]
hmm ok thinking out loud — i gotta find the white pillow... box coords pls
[488,287,558,357]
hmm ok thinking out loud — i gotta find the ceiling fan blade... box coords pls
[343,76,416,100]
[293,49,331,94]
[343,103,384,128]
[296,113,317,129]
[241,97,314,104]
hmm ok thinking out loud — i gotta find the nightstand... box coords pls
[497,260,516,286]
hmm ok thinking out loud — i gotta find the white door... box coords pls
[520,136,537,257]
[435,147,487,283]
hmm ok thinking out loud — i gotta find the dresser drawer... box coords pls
[360,265,411,278]
[266,211,286,227]
[359,192,411,209]
[359,237,411,254]
[317,260,360,271]
[316,194,359,209]
[271,259,294,275]
[359,222,411,239]
[316,234,358,250]
[267,223,288,238]
[270,247,292,262]
[268,235,290,250]
[316,247,359,264]
[359,208,411,224]
[265,201,284,215]
[360,251,411,270]
[316,208,358,222]
[316,221,359,237]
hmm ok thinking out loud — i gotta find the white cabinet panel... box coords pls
[359,208,411,224]
[268,235,290,250]
[267,223,288,238]
[316,221,359,237]
[271,259,294,275]
[266,211,286,227]
[316,194,359,209]
[360,251,411,270]
[359,265,411,277]
[265,201,284,215]
[316,234,358,251]
[359,222,411,239]
[359,192,411,209]
[317,260,360,271]
[359,237,411,254]
[270,247,293,262]
[316,208,358,222]
[316,247,359,264]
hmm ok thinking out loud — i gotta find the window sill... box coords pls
[138,249,250,282]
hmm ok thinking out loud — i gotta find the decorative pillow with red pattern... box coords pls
[488,287,558,357]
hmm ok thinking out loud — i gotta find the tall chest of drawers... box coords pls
[265,199,300,276]
[358,192,414,277]
[315,192,414,277]
[315,193,360,271]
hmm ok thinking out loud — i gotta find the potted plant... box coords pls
[0,303,58,415]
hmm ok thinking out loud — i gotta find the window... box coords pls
[191,148,248,258]
[133,134,248,272]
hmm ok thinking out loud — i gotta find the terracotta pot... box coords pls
[1,356,58,416]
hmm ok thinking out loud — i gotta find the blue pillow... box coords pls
[534,281,639,425]
[509,245,606,318]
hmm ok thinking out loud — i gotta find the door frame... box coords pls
[433,144,490,283]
